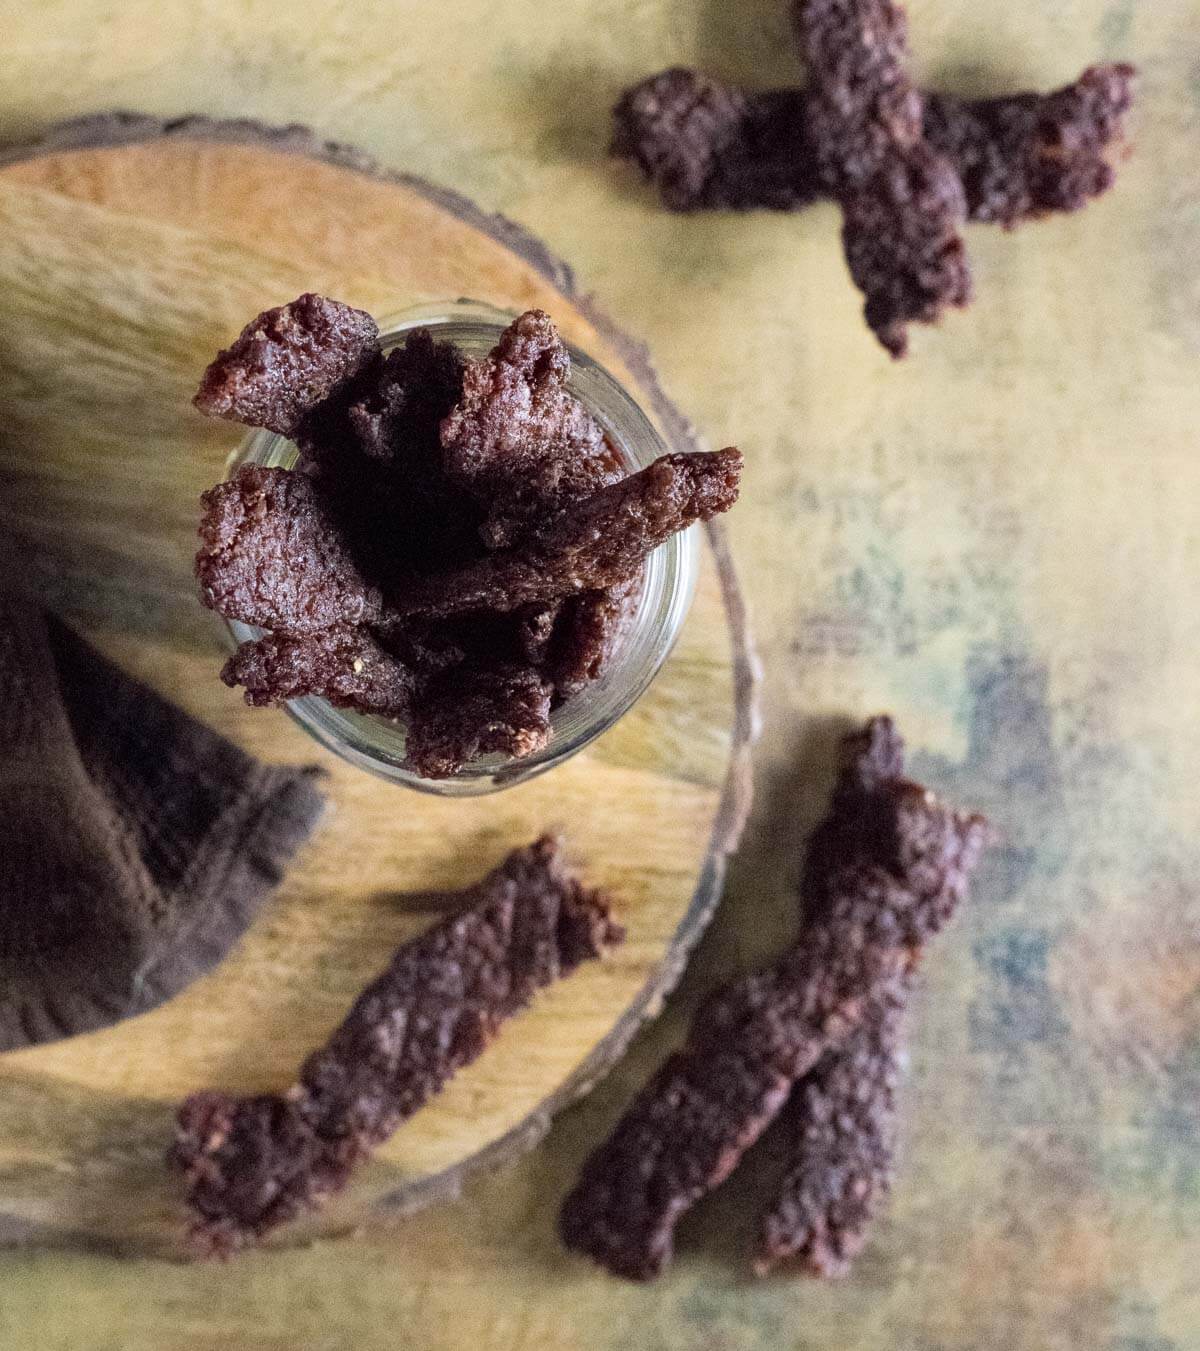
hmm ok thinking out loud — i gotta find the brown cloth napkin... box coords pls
[0,590,326,1051]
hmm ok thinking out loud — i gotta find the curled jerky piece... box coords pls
[441,310,620,548]
[754,987,907,1277]
[197,466,380,635]
[547,576,641,700]
[171,837,624,1254]
[221,627,413,715]
[794,0,970,355]
[559,717,989,1281]
[390,448,741,619]
[612,66,1136,224]
[195,294,380,437]
[404,662,553,779]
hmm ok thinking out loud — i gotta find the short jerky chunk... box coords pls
[612,66,1137,224]
[440,310,620,548]
[389,448,742,619]
[171,837,624,1254]
[221,627,413,715]
[195,294,380,438]
[559,717,989,1281]
[754,985,908,1277]
[921,64,1138,227]
[404,662,553,779]
[546,576,641,700]
[611,70,823,214]
[197,466,381,635]
[794,0,971,356]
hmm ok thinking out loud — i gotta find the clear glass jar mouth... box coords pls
[222,300,699,796]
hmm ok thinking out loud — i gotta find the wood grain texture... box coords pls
[1,0,1199,1347]
[0,122,756,1257]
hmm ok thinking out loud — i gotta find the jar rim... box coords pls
[224,299,700,796]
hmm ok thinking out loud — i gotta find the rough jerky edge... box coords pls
[196,465,381,636]
[194,293,380,437]
[754,984,908,1277]
[440,309,619,549]
[387,448,742,619]
[793,0,970,356]
[611,65,1136,223]
[403,663,553,780]
[221,627,414,715]
[170,836,624,1255]
[558,716,990,1281]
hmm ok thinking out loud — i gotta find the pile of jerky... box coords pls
[194,295,742,777]
[612,0,1136,355]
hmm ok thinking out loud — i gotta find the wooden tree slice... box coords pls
[0,116,756,1257]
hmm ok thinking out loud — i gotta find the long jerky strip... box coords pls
[754,984,908,1276]
[613,65,1136,226]
[559,717,989,1280]
[171,837,623,1254]
[388,448,742,619]
[793,0,971,356]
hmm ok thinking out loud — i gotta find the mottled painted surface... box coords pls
[2,0,1199,1347]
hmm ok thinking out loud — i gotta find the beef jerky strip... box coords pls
[222,626,414,716]
[404,661,553,779]
[793,0,971,356]
[440,310,621,549]
[546,575,642,702]
[194,293,380,438]
[754,984,908,1277]
[171,836,624,1254]
[559,717,989,1280]
[387,448,742,620]
[196,466,381,636]
[612,65,1136,225]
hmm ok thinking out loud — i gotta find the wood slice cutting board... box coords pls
[0,116,757,1256]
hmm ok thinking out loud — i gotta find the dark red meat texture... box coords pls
[440,310,621,548]
[171,837,624,1255]
[403,662,553,780]
[612,65,1136,224]
[194,293,380,437]
[546,576,641,701]
[793,0,970,355]
[754,986,907,1277]
[389,448,742,619]
[196,466,381,636]
[558,717,990,1281]
[221,627,413,716]
[195,300,742,777]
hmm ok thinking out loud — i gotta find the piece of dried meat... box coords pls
[195,294,380,437]
[171,837,624,1254]
[793,0,971,356]
[754,986,907,1277]
[389,448,741,619]
[546,576,641,701]
[222,626,413,716]
[196,466,381,635]
[440,310,621,548]
[404,662,553,779]
[559,716,990,1280]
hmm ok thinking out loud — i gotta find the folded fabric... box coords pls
[0,587,325,1051]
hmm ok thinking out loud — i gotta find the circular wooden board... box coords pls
[0,116,757,1257]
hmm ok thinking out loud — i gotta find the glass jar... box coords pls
[223,300,699,796]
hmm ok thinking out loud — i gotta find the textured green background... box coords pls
[2,1,1199,1347]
